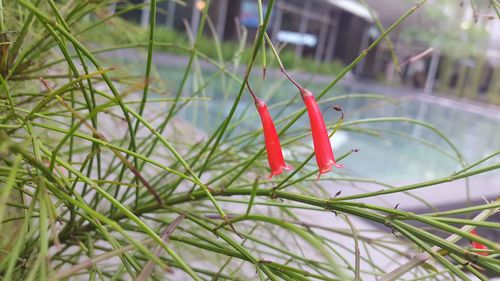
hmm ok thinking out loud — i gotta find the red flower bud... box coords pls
[470,229,489,256]
[247,82,292,179]
[300,88,343,178]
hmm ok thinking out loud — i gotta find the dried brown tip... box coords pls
[333,105,344,119]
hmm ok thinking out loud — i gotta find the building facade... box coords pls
[114,0,377,75]
[112,0,500,99]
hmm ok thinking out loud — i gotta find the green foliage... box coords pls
[400,0,491,58]
[0,0,499,280]
[89,20,346,76]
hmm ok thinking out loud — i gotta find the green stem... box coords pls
[0,0,4,32]
[193,0,276,185]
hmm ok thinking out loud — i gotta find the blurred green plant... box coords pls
[400,0,499,100]
[400,0,491,58]
[0,0,499,281]
[88,17,346,76]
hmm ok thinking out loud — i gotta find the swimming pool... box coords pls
[156,64,500,183]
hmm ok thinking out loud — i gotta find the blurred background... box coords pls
[114,0,500,102]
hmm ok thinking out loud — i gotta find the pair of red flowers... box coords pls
[248,72,342,179]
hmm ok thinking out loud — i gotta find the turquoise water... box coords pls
[155,66,500,182]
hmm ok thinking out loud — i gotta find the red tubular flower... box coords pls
[281,70,342,179]
[470,229,489,256]
[300,88,343,178]
[247,82,292,179]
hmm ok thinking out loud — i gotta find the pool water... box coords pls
[155,66,500,183]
